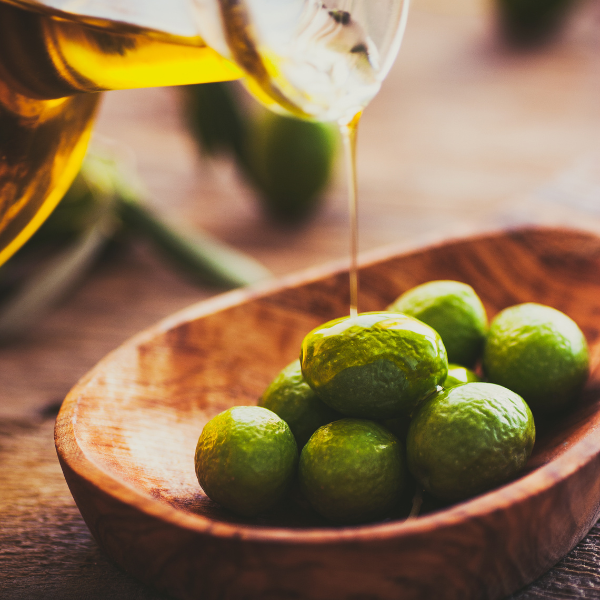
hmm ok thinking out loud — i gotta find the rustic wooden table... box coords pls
[3,0,600,597]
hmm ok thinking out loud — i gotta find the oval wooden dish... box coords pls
[56,226,600,600]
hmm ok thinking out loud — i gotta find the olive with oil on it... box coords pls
[300,312,448,420]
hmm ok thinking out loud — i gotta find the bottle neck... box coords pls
[0,2,242,101]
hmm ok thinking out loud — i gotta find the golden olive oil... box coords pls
[0,0,390,283]
[340,112,361,317]
[0,2,242,264]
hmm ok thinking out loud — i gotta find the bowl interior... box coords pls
[69,228,600,528]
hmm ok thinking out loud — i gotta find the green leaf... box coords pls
[116,192,273,289]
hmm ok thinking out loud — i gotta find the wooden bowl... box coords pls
[56,226,600,600]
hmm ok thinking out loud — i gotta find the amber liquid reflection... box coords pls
[0,2,241,265]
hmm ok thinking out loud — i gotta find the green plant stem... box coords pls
[116,193,273,290]
[0,148,274,341]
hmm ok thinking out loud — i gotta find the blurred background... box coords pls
[3,0,600,597]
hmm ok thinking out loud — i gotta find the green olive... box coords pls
[245,112,337,223]
[300,312,448,419]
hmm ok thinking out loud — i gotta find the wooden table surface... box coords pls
[3,0,600,597]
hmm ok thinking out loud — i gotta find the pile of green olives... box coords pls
[196,280,588,523]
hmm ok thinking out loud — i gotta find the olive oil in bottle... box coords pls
[0,0,408,277]
[0,1,242,264]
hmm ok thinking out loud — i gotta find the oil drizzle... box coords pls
[340,111,362,318]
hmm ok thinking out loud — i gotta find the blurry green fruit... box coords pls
[184,82,337,223]
[497,0,577,47]
[246,112,337,223]
[184,82,247,160]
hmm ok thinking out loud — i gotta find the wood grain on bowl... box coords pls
[56,227,600,600]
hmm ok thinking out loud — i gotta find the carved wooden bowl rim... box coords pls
[56,225,600,545]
